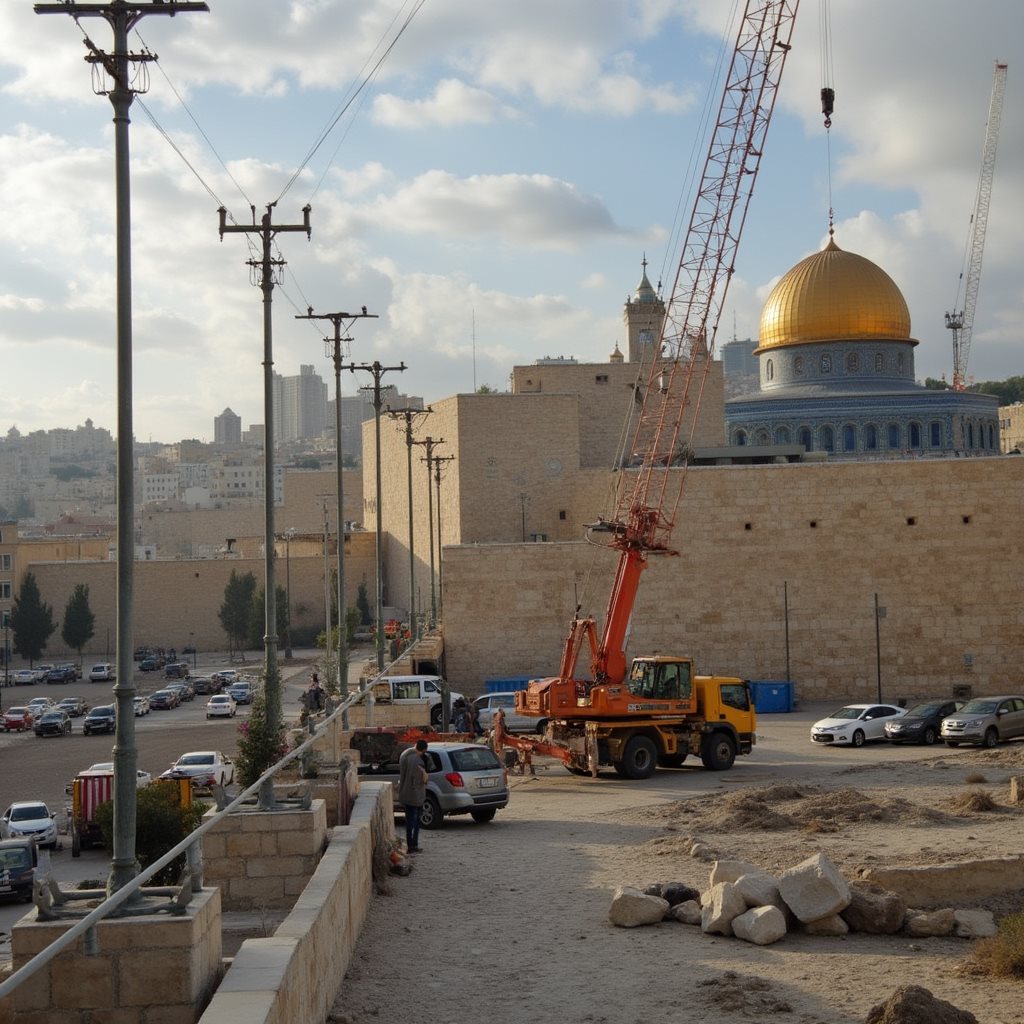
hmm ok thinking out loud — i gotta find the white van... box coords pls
[375,675,464,726]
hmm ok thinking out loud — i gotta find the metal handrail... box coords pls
[0,671,388,1001]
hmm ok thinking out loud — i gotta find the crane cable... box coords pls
[819,0,836,234]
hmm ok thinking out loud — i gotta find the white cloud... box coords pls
[373,78,516,128]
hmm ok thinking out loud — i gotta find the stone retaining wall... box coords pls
[861,856,1024,908]
[197,780,394,1024]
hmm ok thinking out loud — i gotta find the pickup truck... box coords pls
[373,675,465,727]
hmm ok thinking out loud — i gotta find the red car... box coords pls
[3,708,34,733]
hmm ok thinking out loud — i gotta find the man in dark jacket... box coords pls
[398,739,429,853]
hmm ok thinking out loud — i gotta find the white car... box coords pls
[472,692,544,733]
[810,703,906,747]
[11,669,37,685]
[205,694,237,718]
[133,695,150,716]
[86,763,152,786]
[227,681,252,705]
[89,663,115,682]
[1,801,58,849]
[27,697,55,715]
[160,751,234,789]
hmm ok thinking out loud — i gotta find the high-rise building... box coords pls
[214,408,242,445]
[273,365,327,442]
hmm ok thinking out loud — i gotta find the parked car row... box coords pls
[811,696,1024,749]
[7,663,82,685]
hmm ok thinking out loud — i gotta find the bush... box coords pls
[234,692,289,789]
[965,911,1024,978]
[93,782,208,885]
[949,788,996,814]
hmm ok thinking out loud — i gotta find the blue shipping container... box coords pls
[484,677,533,693]
[749,680,795,714]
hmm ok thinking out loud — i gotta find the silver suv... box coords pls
[360,741,510,829]
[940,695,1024,748]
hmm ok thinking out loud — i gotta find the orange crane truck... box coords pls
[505,0,799,778]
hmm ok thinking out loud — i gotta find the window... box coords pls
[875,353,885,372]
[887,423,900,448]
[865,424,878,450]
[754,429,770,445]
[842,425,856,451]
[846,352,860,373]
[0,582,10,600]
[628,660,692,701]
[897,353,905,371]
[820,355,832,374]
[930,422,942,447]
[909,422,921,449]
[793,356,804,375]
[967,423,975,448]
[774,426,791,444]
[595,374,609,384]
[720,684,750,712]
[0,554,10,571]
[820,426,835,452]
[765,359,774,382]
[798,427,812,451]
[735,430,748,446]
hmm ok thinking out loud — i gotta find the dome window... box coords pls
[820,426,835,452]
[735,429,748,446]
[909,422,922,449]
[842,425,856,451]
[820,355,832,374]
[897,353,905,372]
[793,355,804,375]
[798,427,812,451]
[846,352,860,373]
[774,426,791,444]
[865,424,878,450]
[765,358,774,382]
[874,353,885,372]
[887,423,900,448]
[929,421,942,447]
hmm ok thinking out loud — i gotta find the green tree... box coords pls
[94,782,208,885]
[10,572,56,665]
[61,583,95,658]
[356,581,372,626]
[219,570,257,658]
[234,692,287,788]
[247,584,289,649]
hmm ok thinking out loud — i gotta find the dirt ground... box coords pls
[332,711,1024,1024]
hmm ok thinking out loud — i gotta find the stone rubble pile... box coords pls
[608,851,999,946]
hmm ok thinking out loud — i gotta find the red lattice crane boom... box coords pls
[566,0,800,689]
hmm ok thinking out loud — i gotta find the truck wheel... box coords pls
[71,831,81,858]
[470,809,496,824]
[620,736,658,780]
[535,719,548,735]
[419,794,443,829]
[700,732,736,771]
[657,753,687,769]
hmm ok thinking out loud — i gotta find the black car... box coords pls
[83,705,116,735]
[884,699,964,745]
[57,696,88,717]
[191,676,219,696]
[44,666,75,684]
[34,709,72,737]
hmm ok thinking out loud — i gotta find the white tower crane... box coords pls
[945,60,1007,392]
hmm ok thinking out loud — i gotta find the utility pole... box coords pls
[411,436,444,631]
[35,0,208,897]
[433,455,456,624]
[388,407,431,644]
[347,361,406,671]
[295,307,377,724]
[219,203,311,808]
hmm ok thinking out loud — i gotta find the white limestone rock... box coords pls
[700,881,748,937]
[802,913,849,936]
[670,900,703,925]
[709,860,761,887]
[953,909,998,939]
[904,908,956,937]
[733,871,783,910]
[777,853,851,923]
[608,886,669,928]
[731,905,788,946]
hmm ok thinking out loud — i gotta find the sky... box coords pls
[0,0,1021,444]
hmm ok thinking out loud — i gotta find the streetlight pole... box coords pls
[347,361,406,671]
[411,436,444,631]
[35,0,208,895]
[284,529,294,660]
[295,308,377,717]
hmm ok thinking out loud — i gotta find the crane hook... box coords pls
[821,87,835,129]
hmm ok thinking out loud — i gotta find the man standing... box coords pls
[398,738,429,854]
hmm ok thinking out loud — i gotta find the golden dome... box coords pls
[756,237,912,352]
